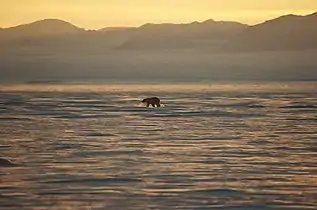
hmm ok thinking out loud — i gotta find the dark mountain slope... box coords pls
[118,20,248,50]
[223,12,317,51]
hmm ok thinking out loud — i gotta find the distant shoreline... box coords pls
[0,81,316,94]
[0,78,316,85]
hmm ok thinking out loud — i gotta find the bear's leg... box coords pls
[146,103,150,107]
[157,103,161,107]
[151,103,156,107]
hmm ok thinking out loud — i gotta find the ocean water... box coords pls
[0,82,316,210]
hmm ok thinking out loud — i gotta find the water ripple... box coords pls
[0,82,316,209]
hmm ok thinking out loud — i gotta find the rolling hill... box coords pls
[223,12,317,51]
[117,20,248,50]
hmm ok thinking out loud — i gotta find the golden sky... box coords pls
[1,0,317,29]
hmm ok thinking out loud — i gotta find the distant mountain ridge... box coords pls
[223,12,317,51]
[0,12,317,51]
[98,27,136,33]
[0,19,84,41]
[118,20,247,49]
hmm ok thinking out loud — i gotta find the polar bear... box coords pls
[142,97,161,107]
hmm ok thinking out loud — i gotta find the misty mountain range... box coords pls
[1,12,317,51]
[1,13,317,81]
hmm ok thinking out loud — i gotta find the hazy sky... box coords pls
[1,0,317,29]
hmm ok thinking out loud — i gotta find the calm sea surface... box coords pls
[0,82,316,209]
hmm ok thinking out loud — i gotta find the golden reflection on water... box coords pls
[0,82,316,93]
[0,82,316,209]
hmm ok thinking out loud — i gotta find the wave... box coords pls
[280,104,317,109]
[41,177,143,184]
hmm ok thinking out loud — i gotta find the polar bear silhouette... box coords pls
[142,97,161,107]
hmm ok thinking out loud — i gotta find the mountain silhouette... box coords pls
[1,13,316,52]
[98,27,135,33]
[223,12,317,51]
[0,19,87,50]
[0,19,138,51]
[0,19,84,40]
[118,20,248,50]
